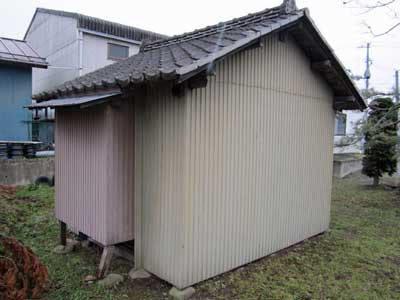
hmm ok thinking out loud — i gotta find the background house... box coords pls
[334,110,365,154]
[30,0,366,291]
[24,8,166,145]
[0,37,47,141]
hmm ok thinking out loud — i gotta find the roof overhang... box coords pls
[30,6,365,112]
[27,92,121,109]
[176,10,366,111]
[288,11,366,111]
[0,58,48,69]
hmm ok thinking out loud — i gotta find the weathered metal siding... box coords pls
[105,100,135,245]
[138,33,335,288]
[55,106,108,244]
[55,100,135,246]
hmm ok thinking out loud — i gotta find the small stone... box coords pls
[52,239,80,254]
[67,238,80,249]
[169,287,195,300]
[81,240,91,249]
[53,244,73,254]
[98,273,124,288]
[84,275,96,284]
[128,268,151,280]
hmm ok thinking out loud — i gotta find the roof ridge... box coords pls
[142,4,293,51]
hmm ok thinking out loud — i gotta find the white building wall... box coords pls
[334,110,364,154]
[82,33,140,75]
[25,12,79,94]
[26,13,142,95]
[136,33,335,289]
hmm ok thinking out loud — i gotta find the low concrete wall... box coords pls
[333,154,362,178]
[0,157,55,186]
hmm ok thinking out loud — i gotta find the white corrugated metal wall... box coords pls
[135,86,187,282]
[137,33,335,288]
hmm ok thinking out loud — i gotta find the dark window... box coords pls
[335,113,347,136]
[32,122,39,142]
[108,43,129,60]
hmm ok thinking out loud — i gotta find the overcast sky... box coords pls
[1,0,399,93]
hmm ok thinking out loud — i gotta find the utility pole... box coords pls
[395,70,399,103]
[395,70,400,175]
[364,43,372,91]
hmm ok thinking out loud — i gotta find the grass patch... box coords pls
[1,175,400,299]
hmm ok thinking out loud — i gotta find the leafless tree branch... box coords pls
[343,0,399,35]
[368,21,400,36]
[344,0,396,9]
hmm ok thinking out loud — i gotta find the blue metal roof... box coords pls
[0,37,47,68]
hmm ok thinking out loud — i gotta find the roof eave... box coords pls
[0,58,48,69]
[300,11,366,111]
[176,12,304,83]
[174,10,365,111]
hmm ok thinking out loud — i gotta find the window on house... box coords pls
[32,122,39,142]
[108,43,129,60]
[335,113,347,136]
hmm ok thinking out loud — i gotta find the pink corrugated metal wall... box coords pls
[55,100,135,246]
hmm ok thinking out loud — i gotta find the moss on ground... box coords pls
[0,174,399,300]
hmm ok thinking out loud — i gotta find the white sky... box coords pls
[1,0,399,93]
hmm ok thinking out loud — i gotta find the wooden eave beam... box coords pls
[311,60,332,72]
[188,72,208,90]
[333,96,358,110]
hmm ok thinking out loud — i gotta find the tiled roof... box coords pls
[26,8,167,43]
[34,0,365,110]
[34,3,300,99]
[0,37,47,68]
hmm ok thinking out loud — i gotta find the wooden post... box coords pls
[60,221,67,246]
[97,246,115,279]
[78,231,88,241]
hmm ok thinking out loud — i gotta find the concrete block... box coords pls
[0,157,54,186]
[129,268,151,280]
[52,239,79,254]
[98,273,124,287]
[169,287,195,300]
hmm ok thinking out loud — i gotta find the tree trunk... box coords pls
[373,176,380,186]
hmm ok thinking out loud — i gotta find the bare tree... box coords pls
[343,0,400,36]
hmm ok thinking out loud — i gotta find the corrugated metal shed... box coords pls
[134,32,335,289]
[47,0,364,291]
[0,37,47,68]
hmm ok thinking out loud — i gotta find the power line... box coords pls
[395,70,399,103]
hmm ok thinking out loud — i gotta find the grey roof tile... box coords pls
[34,1,365,110]
[35,5,291,99]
